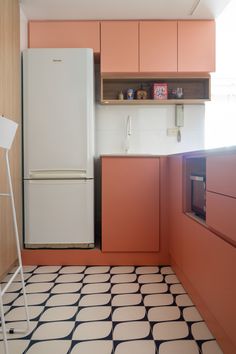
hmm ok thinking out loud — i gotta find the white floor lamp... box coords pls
[0,116,30,354]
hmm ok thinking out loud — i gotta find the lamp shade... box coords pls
[0,116,18,150]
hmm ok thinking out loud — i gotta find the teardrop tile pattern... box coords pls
[0,265,222,354]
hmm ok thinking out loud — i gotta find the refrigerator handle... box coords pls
[29,169,87,179]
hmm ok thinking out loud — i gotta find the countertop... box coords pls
[100,145,236,158]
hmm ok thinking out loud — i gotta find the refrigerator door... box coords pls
[24,179,94,247]
[23,48,94,179]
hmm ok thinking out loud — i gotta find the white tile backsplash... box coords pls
[95,104,205,156]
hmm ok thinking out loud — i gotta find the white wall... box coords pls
[95,104,205,156]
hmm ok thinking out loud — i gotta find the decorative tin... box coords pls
[152,83,168,100]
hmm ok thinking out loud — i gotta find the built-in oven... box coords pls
[190,175,206,220]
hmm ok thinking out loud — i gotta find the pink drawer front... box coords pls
[206,153,236,198]
[206,191,236,245]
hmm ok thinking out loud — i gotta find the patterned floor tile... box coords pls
[13,293,49,306]
[164,274,180,283]
[158,340,200,354]
[183,306,203,322]
[114,340,156,354]
[0,321,37,340]
[46,294,80,306]
[84,266,110,274]
[83,274,110,283]
[148,306,181,321]
[191,322,214,340]
[31,321,74,340]
[112,306,146,321]
[0,340,29,354]
[153,321,189,340]
[27,274,58,283]
[170,283,186,294]
[111,283,139,294]
[26,340,71,354]
[79,293,111,306]
[55,274,84,283]
[111,274,137,283]
[135,266,159,274]
[9,265,37,274]
[176,294,194,306]
[5,306,44,321]
[73,321,112,340]
[24,282,54,293]
[144,294,174,306]
[113,321,151,340]
[81,283,111,294]
[201,340,224,354]
[161,266,174,275]
[4,282,22,293]
[51,283,82,294]
[71,340,113,354]
[40,306,78,321]
[76,306,111,321]
[34,266,61,274]
[110,266,135,274]
[138,274,163,283]
[140,283,168,294]
[112,294,142,306]
[2,273,31,283]
[2,293,19,305]
[59,266,86,274]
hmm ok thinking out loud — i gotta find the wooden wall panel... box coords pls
[0,0,21,279]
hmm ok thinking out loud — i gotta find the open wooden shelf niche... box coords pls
[100,75,210,105]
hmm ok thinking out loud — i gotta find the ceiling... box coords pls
[20,0,233,20]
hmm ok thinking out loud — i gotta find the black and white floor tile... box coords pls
[0,265,223,354]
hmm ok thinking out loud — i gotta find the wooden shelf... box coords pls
[101,75,211,105]
[101,99,210,105]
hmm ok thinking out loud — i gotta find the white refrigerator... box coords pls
[23,48,94,248]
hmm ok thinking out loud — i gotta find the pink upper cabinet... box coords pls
[28,21,100,53]
[178,20,215,72]
[101,21,139,73]
[140,21,177,72]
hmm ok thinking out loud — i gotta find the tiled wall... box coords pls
[95,104,205,156]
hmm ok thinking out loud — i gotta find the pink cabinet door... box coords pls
[102,157,160,252]
[178,20,215,72]
[28,21,100,53]
[206,191,236,245]
[140,21,177,72]
[206,153,236,198]
[101,21,139,73]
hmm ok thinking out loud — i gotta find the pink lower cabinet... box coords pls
[206,191,236,245]
[102,157,160,252]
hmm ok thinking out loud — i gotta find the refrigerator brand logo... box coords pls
[52,59,62,62]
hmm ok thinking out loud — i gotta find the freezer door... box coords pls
[24,179,94,247]
[23,48,94,179]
